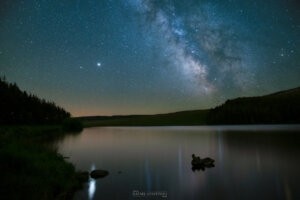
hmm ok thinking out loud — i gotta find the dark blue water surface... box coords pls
[56,125,300,200]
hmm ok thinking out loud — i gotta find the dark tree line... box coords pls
[0,77,70,125]
[207,87,300,124]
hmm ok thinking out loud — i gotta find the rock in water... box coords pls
[90,170,109,179]
[191,154,215,171]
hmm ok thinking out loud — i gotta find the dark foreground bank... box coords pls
[0,78,86,199]
[0,125,86,200]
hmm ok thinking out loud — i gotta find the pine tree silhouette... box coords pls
[0,77,70,125]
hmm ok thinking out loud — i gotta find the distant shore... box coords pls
[77,86,300,127]
[77,109,209,127]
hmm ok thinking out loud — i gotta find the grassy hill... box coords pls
[207,87,300,124]
[78,87,300,126]
[77,109,209,127]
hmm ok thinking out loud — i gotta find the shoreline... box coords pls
[2,122,299,199]
[0,125,86,200]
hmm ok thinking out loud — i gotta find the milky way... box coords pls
[0,0,299,116]
[127,0,252,94]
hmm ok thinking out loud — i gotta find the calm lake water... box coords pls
[56,125,300,200]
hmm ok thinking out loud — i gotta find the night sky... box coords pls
[1,0,299,116]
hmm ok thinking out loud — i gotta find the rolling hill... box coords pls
[207,87,300,124]
[78,87,300,126]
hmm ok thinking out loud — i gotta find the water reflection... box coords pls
[88,179,96,200]
[191,163,215,172]
[57,126,300,200]
[144,159,152,191]
[88,164,96,200]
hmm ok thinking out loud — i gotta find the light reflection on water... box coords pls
[88,164,96,200]
[57,126,300,200]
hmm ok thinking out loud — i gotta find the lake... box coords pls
[56,125,300,200]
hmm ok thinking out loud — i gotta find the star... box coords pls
[1,0,299,116]
[96,62,102,71]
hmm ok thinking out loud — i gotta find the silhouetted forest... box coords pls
[207,87,300,124]
[0,77,70,124]
[1,76,299,126]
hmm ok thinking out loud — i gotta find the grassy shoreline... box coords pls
[0,125,85,200]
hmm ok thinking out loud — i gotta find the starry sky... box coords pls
[1,0,299,116]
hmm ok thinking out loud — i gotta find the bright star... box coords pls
[97,62,101,67]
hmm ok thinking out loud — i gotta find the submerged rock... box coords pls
[90,170,109,179]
